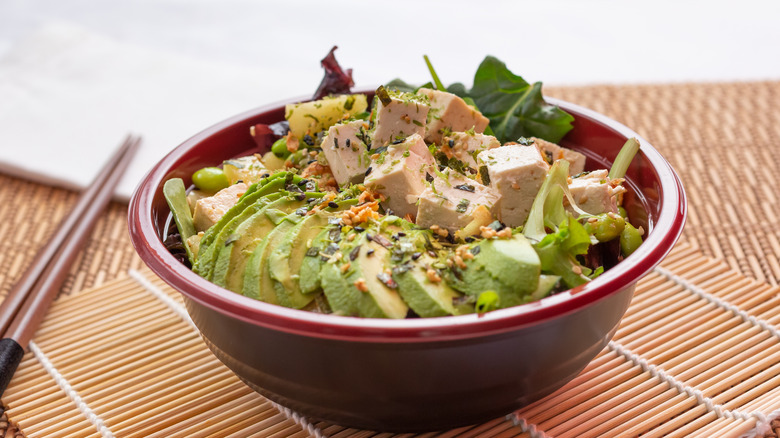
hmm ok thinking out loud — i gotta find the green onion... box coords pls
[423,55,446,92]
[609,137,640,179]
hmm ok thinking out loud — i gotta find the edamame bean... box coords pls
[476,290,500,313]
[192,167,229,192]
[271,137,290,158]
[584,213,625,242]
[620,223,643,256]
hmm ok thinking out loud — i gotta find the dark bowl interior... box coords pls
[128,92,686,432]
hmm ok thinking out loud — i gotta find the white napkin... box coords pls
[0,22,312,200]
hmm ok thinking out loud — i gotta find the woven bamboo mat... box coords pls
[3,243,780,438]
[0,79,779,437]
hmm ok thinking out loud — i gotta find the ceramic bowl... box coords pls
[128,92,686,432]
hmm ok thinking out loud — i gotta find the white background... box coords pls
[3,0,779,89]
[1,0,779,198]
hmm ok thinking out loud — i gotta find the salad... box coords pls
[162,48,644,318]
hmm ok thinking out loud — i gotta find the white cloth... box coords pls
[0,22,310,200]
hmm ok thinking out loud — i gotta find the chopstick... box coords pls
[0,134,142,397]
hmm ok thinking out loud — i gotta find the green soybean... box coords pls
[620,223,643,256]
[192,167,229,192]
[585,213,625,242]
[475,290,500,313]
[272,137,290,158]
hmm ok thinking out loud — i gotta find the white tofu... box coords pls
[192,183,248,232]
[364,134,434,219]
[417,88,490,145]
[442,132,501,171]
[567,170,626,216]
[320,120,372,186]
[416,169,501,234]
[373,90,429,147]
[476,145,550,227]
[531,137,586,176]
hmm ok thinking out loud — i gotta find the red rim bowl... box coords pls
[127,92,686,431]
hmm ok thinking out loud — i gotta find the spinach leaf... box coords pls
[468,56,574,144]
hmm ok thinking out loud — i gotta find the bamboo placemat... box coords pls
[3,242,780,438]
[1,79,779,436]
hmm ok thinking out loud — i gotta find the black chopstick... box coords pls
[0,135,141,397]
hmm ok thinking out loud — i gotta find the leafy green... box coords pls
[609,137,640,179]
[384,78,431,93]
[163,178,197,264]
[534,216,592,289]
[468,57,573,143]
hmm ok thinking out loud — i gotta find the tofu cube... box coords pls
[416,169,501,234]
[192,183,248,232]
[321,120,372,186]
[442,132,501,171]
[532,137,586,176]
[417,88,490,145]
[476,145,550,227]
[567,170,626,216]
[364,134,434,218]
[373,90,429,147]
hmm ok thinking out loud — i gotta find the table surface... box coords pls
[2,4,780,435]
[1,79,780,437]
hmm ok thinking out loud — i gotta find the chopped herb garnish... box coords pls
[375,85,392,106]
[455,184,475,192]
[517,137,535,146]
[349,245,361,261]
[295,207,308,216]
[304,114,319,123]
[344,95,356,110]
[392,262,413,275]
[456,199,470,213]
[329,228,342,242]
[377,272,398,289]
[479,166,490,185]
[372,234,393,248]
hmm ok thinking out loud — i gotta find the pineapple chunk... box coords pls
[222,155,267,185]
[285,94,368,139]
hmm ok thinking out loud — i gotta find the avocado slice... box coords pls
[268,199,358,303]
[392,253,474,317]
[443,233,541,309]
[298,226,334,295]
[320,237,409,319]
[193,172,312,276]
[194,191,284,278]
[212,194,313,292]
[240,212,312,307]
